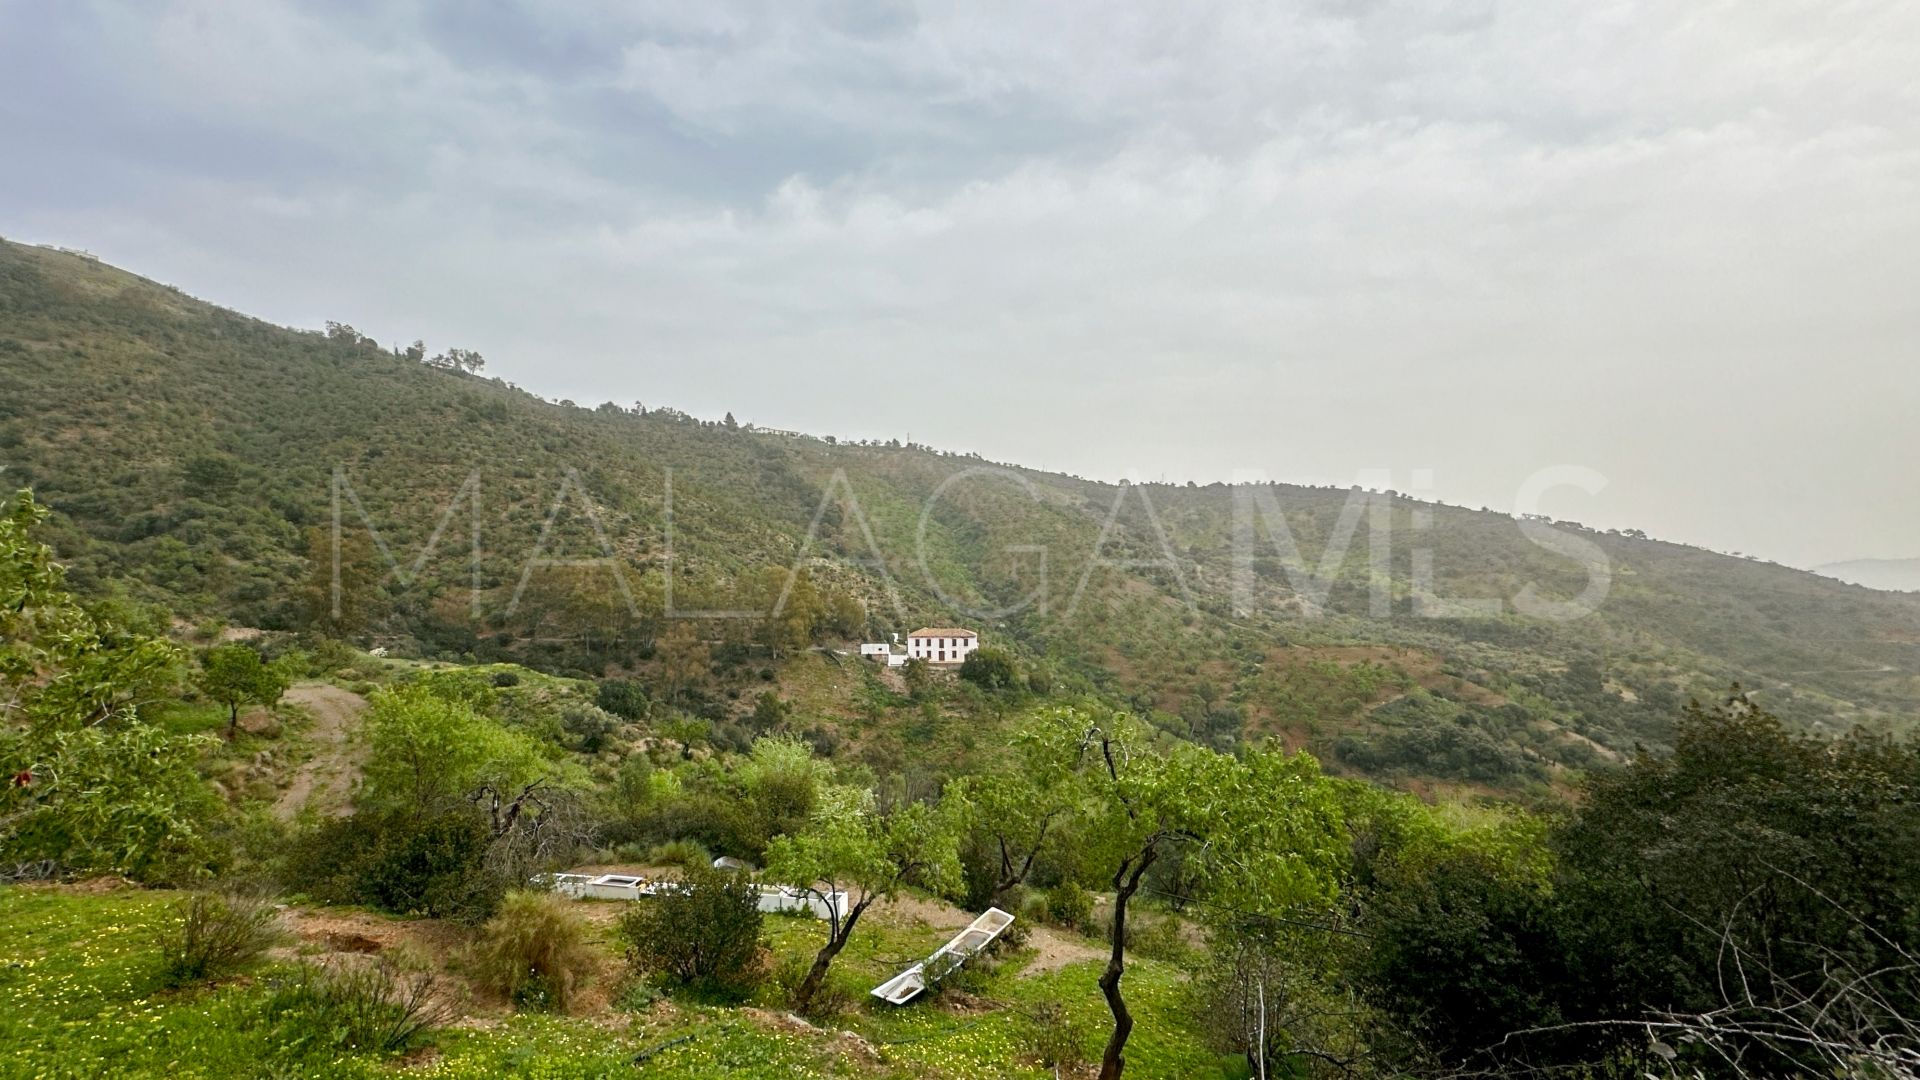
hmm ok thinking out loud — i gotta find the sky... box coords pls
[2,1,1917,569]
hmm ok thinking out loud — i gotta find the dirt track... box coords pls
[272,682,369,820]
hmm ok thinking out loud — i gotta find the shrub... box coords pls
[1128,912,1191,963]
[646,839,711,869]
[560,703,619,754]
[930,948,999,997]
[772,951,858,1020]
[1046,881,1093,931]
[989,915,1033,955]
[596,679,649,721]
[160,890,284,986]
[958,646,1019,691]
[357,811,499,921]
[266,953,452,1057]
[1022,1000,1089,1071]
[471,890,599,1013]
[1018,890,1051,928]
[619,864,765,1000]
[290,809,503,922]
[490,669,521,688]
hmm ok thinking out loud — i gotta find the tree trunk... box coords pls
[791,898,867,1014]
[226,702,240,740]
[1097,847,1158,1080]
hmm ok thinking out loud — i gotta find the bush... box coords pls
[958,646,1019,691]
[160,890,284,986]
[772,951,858,1020]
[989,915,1033,955]
[266,954,452,1057]
[1128,912,1191,963]
[1022,1000,1090,1072]
[646,839,711,870]
[560,703,619,754]
[618,864,765,1000]
[1046,881,1093,931]
[596,679,649,721]
[490,669,521,688]
[1018,890,1051,928]
[471,890,599,1013]
[290,809,503,922]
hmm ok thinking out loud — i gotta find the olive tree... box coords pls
[1029,707,1346,1080]
[197,644,290,738]
[764,783,963,1014]
[950,727,1084,908]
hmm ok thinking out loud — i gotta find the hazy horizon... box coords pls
[4,2,1917,569]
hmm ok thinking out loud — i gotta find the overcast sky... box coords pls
[3,1,1916,568]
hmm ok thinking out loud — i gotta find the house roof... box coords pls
[908,627,977,638]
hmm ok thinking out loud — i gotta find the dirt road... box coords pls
[272,682,369,820]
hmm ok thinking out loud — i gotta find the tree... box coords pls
[1,491,218,882]
[747,690,788,734]
[1363,848,1568,1064]
[181,454,241,498]
[958,646,1018,691]
[658,622,709,704]
[296,525,385,635]
[737,735,824,855]
[745,566,824,659]
[324,321,375,347]
[1033,707,1345,1079]
[429,347,485,374]
[1544,690,1920,1072]
[595,678,649,721]
[356,685,563,818]
[824,591,866,638]
[764,783,964,1014]
[197,644,289,739]
[559,703,618,754]
[1198,919,1376,1080]
[950,731,1082,908]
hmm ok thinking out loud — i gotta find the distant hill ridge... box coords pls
[3,235,1917,786]
[1816,558,1920,594]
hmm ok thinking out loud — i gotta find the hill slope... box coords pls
[4,236,1917,787]
[1816,557,1920,594]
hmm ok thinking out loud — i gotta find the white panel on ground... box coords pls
[870,907,1015,1006]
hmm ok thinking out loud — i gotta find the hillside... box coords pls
[1815,557,1920,594]
[4,235,1919,790]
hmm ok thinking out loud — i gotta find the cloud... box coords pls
[2,0,1917,565]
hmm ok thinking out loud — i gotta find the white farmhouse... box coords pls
[905,628,979,665]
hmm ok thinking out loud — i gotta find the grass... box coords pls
[0,885,1226,1079]
[143,700,233,739]
[757,904,1232,1079]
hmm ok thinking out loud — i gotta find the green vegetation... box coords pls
[196,643,290,738]
[472,889,598,1012]
[158,889,283,987]
[765,782,964,1014]
[619,863,766,1000]
[3,239,1919,1078]
[6,237,1920,797]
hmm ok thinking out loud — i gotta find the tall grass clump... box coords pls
[160,889,284,986]
[471,889,599,1012]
